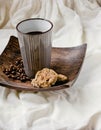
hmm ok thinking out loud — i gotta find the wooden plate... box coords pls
[0,36,87,92]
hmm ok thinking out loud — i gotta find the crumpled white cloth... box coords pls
[0,0,101,130]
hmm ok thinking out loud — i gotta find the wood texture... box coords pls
[0,36,87,92]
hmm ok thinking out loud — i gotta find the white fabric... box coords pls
[0,0,101,130]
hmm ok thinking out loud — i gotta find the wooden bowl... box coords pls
[0,36,87,92]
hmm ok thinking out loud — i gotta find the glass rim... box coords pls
[16,18,53,35]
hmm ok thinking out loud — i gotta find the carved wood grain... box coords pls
[0,36,87,92]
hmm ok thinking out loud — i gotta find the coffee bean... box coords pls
[5,68,9,72]
[19,68,23,73]
[16,72,20,76]
[11,71,16,75]
[5,71,10,75]
[17,76,20,80]
[12,66,17,71]
[8,74,12,78]
[20,63,23,67]
[15,61,19,66]
[22,76,26,79]
[18,64,23,68]
[26,76,30,80]
[11,75,14,78]
[11,75,17,79]
[20,78,25,82]
[2,57,31,82]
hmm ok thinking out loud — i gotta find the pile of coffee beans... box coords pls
[2,57,30,82]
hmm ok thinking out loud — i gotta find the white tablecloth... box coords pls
[0,0,101,130]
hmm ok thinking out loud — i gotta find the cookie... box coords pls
[31,68,58,88]
[57,74,68,82]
